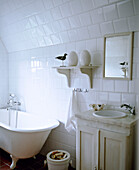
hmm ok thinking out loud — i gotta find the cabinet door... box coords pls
[76,126,98,170]
[99,130,128,170]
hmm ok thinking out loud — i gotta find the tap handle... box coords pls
[133,106,135,115]
[9,94,16,98]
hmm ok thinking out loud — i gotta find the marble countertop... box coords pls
[75,109,139,128]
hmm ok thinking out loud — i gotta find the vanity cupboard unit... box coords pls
[75,110,138,170]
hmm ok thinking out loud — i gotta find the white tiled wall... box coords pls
[0,0,139,168]
[0,40,9,106]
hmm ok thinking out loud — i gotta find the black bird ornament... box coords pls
[120,62,125,65]
[55,53,67,67]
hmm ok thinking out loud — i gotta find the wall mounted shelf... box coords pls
[52,65,100,88]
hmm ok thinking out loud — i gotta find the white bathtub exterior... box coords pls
[0,109,59,165]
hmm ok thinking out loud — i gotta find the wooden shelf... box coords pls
[52,65,100,88]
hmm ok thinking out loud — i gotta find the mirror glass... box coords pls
[103,32,133,80]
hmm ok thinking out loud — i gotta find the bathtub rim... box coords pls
[0,119,59,133]
[0,109,60,132]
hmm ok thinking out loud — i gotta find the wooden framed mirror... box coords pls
[103,32,134,80]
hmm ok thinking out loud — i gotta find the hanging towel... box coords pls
[65,90,81,132]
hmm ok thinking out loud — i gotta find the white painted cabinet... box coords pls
[76,126,98,170]
[99,130,130,170]
[76,114,135,170]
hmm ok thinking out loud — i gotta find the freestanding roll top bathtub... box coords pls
[0,109,59,169]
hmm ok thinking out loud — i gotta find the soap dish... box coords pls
[89,104,105,111]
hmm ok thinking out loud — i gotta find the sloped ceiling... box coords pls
[0,0,138,53]
[0,0,56,52]
[0,0,114,53]
[0,0,97,53]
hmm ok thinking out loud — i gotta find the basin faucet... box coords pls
[120,104,135,115]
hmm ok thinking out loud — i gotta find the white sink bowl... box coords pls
[93,110,127,119]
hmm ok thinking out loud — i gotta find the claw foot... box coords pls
[10,155,18,169]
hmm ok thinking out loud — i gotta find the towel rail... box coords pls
[73,88,88,93]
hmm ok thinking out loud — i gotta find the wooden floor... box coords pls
[0,149,75,170]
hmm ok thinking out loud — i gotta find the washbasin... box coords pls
[93,109,127,119]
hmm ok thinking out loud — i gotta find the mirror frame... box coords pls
[103,32,134,80]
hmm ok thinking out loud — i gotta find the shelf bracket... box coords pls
[80,68,92,88]
[56,68,70,87]
[53,65,100,88]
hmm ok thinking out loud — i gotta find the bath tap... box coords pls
[0,94,21,111]
[0,105,13,110]
[7,94,21,108]
[13,101,21,106]
[121,104,135,115]
[7,94,16,106]
[1,102,21,110]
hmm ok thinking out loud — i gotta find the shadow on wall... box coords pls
[40,122,76,168]
[0,40,9,107]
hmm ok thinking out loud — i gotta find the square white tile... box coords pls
[70,0,83,15]
[36,13,46,25]
[44,36,53,46]
[122,93,136,106]
[115,80,129,92]
[128,15,139,32]
[79,12,92,26]
[88,24,101,38]
[133,0,139,15]
[75,40,86,53]
[108,92,121,105]
[69,15,81,29]
[51,33,61,45]
[59,18,71,31]
[86,39,97,51]
[103,79,115,92]
[77,27,90,40]
[59,31,70,43]
[113,18,129,33]
[103,4,118,21]
[42,0,54,9]
[100,21,114,35]
[36,26,45,37]
[97,92,109,104]
[51,6,62,20]
[97,38,104,51]
[45,11,53,23]
[43,24,53,35]
[93,0,108,8]
[37,36,46,47]
[93,78,103,91]
[91,8,104,24]
[81,0,94,11]
[60,3,72,17]
[29,16,38,28]
[68,30,79,41]
[117,0,134,18]
[51,21,62,33]
[52,0,63,6]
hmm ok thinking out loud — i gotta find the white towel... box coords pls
[65,90,80,132]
